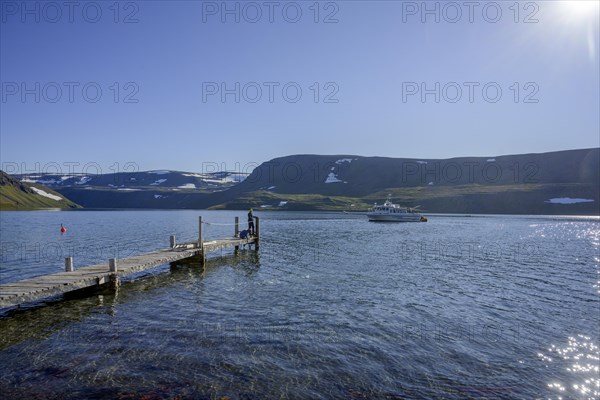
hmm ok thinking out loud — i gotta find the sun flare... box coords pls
[556,0,599,61]
[562,0,600,19]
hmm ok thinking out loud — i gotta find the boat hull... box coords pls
[367,213,423,222]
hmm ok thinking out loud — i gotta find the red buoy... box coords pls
[60,224,67,233]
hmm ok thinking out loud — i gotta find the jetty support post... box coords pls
[170,235,176,249]
[109,258,118,273]
[198,215,206,266]
[234,216,239,252]
[109,258,120,288]
[198,216,203,249]
[254,216,260,251]
[65,257,74,272]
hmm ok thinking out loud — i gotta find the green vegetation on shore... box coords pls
[0,171,80,211]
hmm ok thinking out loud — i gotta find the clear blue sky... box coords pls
[1,0,599,174]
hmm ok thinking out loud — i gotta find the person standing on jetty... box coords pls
[248,208,255,235]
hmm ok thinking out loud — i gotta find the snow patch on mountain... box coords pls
[182,172,248,183]
[31,187,63,201]
[75,176,92,185]
[23,178,61,185]
[545,197,594,204]
[325,173,343,183]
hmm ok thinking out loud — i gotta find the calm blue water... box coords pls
[0,211,598,399]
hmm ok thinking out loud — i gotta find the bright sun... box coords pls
[555,0,600,62]
[562,0,600,18]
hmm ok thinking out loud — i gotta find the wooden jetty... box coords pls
[0,216,259,310]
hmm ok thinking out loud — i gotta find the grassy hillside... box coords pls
[0,171,80,211]
[208,190,371,211]
[208,183,599,215]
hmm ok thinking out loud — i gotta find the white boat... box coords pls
[367,199,426,222]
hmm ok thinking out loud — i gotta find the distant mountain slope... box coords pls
[55,186,211,210]
[0,171,80,210]
[18,170,247,190]
[16,170,248,209]
[226,149,599,196]
[206,148,599,215]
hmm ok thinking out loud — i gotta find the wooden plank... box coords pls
[1,285,50,290]
[30,278,101,285]
[0,289,50,295]
[0,291,46,297]
[0,290,33,295]
[2,281,57,287]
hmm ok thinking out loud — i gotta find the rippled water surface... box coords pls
[0,210,598,399]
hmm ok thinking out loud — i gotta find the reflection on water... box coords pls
[540,334,600,399]
[0,211,598,398]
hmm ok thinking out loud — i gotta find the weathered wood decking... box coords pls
[0,216,259,310]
